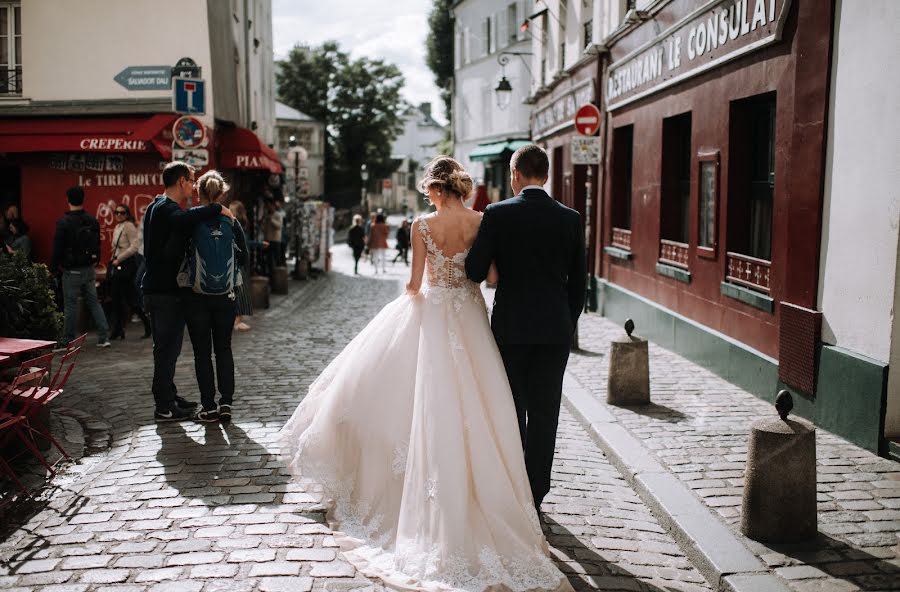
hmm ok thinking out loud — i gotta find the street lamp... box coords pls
[495,51,532,110]
[495,76,513,110]
[360,164,369,215]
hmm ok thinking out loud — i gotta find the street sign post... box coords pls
[113,66,171,91]
[173,78,206,115]
[571,136,602,165]
[172,116,207,149]
[574,103,602,136]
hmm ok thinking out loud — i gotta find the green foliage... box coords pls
[0,252,62,341]
[277,42,406,197]
[426,0,454,129]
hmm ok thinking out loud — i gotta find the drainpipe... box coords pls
[243,0,252,127]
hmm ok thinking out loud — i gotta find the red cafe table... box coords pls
[0,338,57,359]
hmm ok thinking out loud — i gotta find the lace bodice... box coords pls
[417,217,473,289]
[417,217,483,311]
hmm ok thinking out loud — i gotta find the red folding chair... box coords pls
[0,353,68,471]
[48,345,81,393]
[0,413,31,494]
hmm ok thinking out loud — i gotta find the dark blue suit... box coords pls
[465,187,586,508]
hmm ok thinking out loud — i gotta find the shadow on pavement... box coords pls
[156,420,289,507]
[768,532,900,591]
[618,402,690,423]
[543,515,674,592]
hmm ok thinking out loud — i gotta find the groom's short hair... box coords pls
[511,144,549,179]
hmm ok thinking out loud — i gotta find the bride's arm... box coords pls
[406,219,426,295]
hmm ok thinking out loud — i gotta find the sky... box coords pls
[272,0,446,125]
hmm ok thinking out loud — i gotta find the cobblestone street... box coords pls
[1,245,713,592]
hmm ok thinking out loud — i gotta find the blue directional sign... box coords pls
[173,78,206,115]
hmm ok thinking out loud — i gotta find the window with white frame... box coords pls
[0,1,22,95]
[507,3,518,45]
[483,17,492,56]
[558,0,568,71]
[583,0,594,49]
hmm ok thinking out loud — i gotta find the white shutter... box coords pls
[517,0,528,41]
[499,9,508,49]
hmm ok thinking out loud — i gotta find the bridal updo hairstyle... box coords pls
[197,170,230,202]
[417,156,473,200]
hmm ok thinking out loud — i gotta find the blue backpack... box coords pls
[188,215,240,295]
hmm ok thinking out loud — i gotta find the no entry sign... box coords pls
[574,104,601,136]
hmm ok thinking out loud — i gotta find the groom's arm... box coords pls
[465,207,497,283]
[567,214,587,328]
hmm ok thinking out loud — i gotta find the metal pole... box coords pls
[585,165,593,313]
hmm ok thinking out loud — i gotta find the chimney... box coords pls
[419,102,432,119]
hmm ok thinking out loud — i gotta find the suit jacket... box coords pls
[465,187,586,345]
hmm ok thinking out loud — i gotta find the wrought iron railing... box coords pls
[611,227,632,251]
[0,68,22,95]
[659,239,689,269]
[726,251,771,294]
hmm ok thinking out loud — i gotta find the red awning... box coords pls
[0,114,178,158]
[217,125,283,174]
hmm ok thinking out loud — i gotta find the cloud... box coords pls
[273,0,446,124]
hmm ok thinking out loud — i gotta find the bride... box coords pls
[279,156,570,592]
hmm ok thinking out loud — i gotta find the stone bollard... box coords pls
[271,266,289,295]
[741,390,817,542]
[250,275,270,310]
[607,319,651,406]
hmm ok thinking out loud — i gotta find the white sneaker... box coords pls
[97,341,111,348]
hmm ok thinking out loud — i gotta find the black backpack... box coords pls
[68,215,101,268]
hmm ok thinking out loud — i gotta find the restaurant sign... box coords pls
[606,0,791,111]
[533,79,595,139]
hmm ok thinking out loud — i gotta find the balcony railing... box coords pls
[611,227,632,251]
[726,252,771,294]
[0,68,22,95]
[659,239,689,269]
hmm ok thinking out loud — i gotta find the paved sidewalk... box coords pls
[566,314,900,591]
[1,245,712,592]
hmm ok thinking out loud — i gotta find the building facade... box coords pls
[0,0,279,265]
[275,101,326,198]
[593,0,900,456]
[451,0,534,202]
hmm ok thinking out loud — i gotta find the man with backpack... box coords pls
[52,186,111,349]
[142,162,235,422]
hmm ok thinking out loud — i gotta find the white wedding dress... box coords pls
[279,217,569,592]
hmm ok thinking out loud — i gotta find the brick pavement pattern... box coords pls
[1,245,710,592]
[567,314,900,591]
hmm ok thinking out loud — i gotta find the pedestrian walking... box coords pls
[51,186,111,349]
[392,219,410,265]
[348,214,366,275]
[107,204,149,340]
[132,222,152,339]
[142,161,235,422]
[363,212,376,262]
[4,218,32,261]
[229,200,255,331]
[369,213,389,274]
[264,199,284,275]
[184,170,248,423]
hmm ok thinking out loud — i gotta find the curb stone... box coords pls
[562,372,793,592]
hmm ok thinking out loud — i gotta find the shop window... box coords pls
[697,151,719,258]
[611,125,633,233]
[726,92,775,295]
[0,1,22,95]
[660,113,691,244]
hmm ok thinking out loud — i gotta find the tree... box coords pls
[277,42,406,204]
[426,0,454,129]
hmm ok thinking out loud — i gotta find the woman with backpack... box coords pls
[185,170,248,423]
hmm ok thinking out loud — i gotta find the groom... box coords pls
[466,144,586,513]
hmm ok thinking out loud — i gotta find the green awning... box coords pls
[469,140,531,162]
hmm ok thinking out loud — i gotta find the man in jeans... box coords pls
[142,162,234,422]
[52,186,111,349]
